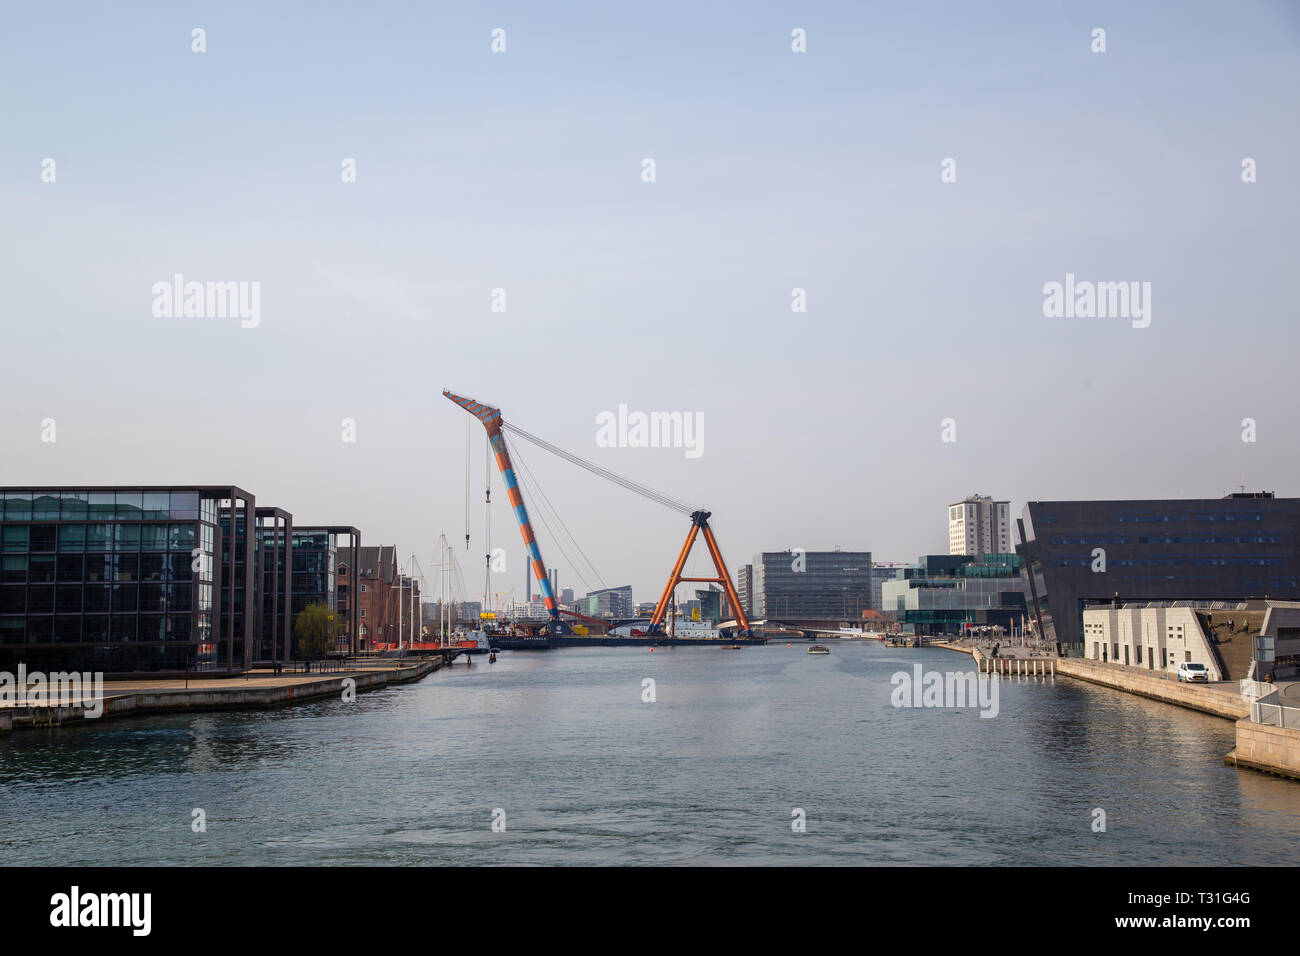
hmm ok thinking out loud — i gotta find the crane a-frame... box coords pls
[443,390,751,638]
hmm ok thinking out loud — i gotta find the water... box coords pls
[2,643,1298,865]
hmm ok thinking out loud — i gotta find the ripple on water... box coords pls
[1,644,1297,865]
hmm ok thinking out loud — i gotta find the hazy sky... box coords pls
[2,1,1298,607]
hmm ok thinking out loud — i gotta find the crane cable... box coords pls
[464,418,470,549]
[500,421,698,516]
[505,432,607,594]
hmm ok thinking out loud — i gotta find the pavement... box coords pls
[97,661,424,695]
[944,640,1054,659]
[1276,680,1300,704]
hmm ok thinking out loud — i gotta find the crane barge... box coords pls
[443,390,754,642]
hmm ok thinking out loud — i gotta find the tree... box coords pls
[294,602,339,661]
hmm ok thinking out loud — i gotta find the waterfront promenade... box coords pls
[0,656,446,733]
[936,639,1249,719]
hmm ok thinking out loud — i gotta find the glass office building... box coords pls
[880,554,1027,635]
[1016,493,1300,653]
[0,487,359,672]
[751,550,872,621]
[290,526,359,657]
[583,585,634,619]
[0,486,250,672]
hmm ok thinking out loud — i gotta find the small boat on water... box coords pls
[807,645,830,655]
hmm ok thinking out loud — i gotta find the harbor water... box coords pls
[2,643,1298,865]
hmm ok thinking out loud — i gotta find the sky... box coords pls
[2,1,1298,607]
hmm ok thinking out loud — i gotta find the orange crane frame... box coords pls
[647,510,751,636]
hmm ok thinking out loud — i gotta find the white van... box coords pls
[1176,661,1209,683]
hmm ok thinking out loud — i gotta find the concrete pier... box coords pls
[0,657,445,733]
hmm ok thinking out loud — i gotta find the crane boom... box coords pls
[444,389,753,640]
[444,390,560,626]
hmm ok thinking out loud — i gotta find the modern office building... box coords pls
[736,564,754,616]
[750,550,872,622]
[1016,493,1300,653]
[880,553,1027,636]
[221,514,361,662]
[292,526,361,655]
[694,587,729,622]
[584,585,634,618]
[0,486,243,672]
[870,563,905,612]
[0,486,362,673]
[512,598,551,620]
[949,495,1011,557]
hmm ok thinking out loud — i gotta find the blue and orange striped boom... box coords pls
[444,390,559,621]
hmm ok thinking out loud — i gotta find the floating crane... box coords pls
[443,390,751,638]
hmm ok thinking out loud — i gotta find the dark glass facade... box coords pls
[1016,495,1300,652]
[752,550,872,621]
[0,487,231,672]
[290,527,359,657]
[256,509,292,664]
[0,488,359,672]
[218,502,252,669]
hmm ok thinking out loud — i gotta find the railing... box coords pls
[1240,679,1272,703]
[1250,690,1300,730]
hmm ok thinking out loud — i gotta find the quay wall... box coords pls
[1226,720,1300,781]
[0,657,441,733]
[1052,657,1248,720]
[936,642,1247,721]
